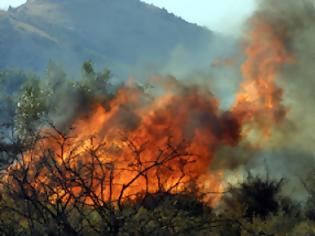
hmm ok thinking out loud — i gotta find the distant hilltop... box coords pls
[0,0,233,77]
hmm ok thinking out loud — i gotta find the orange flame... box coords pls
[233,16,294,138]
[7,83,236,206]
[3,16,294,208]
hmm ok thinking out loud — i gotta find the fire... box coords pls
[233,15,294,138]
[6,82,238,206]
[3,16,293,208]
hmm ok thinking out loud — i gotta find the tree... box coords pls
[222,174,285,220]
[302,170,315,221]
[78,60,111,97]
[0,124,215,235]
[15,84,47,139]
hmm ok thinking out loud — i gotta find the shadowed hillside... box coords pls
[0,0,233,76]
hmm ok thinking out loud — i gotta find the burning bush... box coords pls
[2,0,315,234]
[0,122,222,235]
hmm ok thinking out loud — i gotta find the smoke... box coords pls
[2,0,315,203]
[221,0,315,198]
[273,0,315,153]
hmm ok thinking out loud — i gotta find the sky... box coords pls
[141,0,257,34]
[0,0,256,34]
[0,0,26,9]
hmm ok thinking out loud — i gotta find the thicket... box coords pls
[0,63,314,236]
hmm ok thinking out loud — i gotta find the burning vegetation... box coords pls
[1,0,315,235]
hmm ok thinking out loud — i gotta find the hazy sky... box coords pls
[141,0,257,34]
[0,0,256,34]
[0,0,26,9]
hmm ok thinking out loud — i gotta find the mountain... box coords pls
[0,0,232,77]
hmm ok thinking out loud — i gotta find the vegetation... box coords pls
[0,63,314,235]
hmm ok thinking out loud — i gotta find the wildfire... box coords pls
[3,16,293,208]
[233,15,294,138]
[9,83,238,206]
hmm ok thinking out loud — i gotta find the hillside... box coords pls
[0,0,230,76]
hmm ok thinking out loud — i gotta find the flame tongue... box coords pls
[233,16,293,137]
[54,84,240,204]
[4,16,294,207]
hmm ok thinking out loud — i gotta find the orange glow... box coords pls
[6,83,239,207]
[233,16,293,138]
[3,17,293,208]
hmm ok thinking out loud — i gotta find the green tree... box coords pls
[15,84,47,139]
[78,60,111,96]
